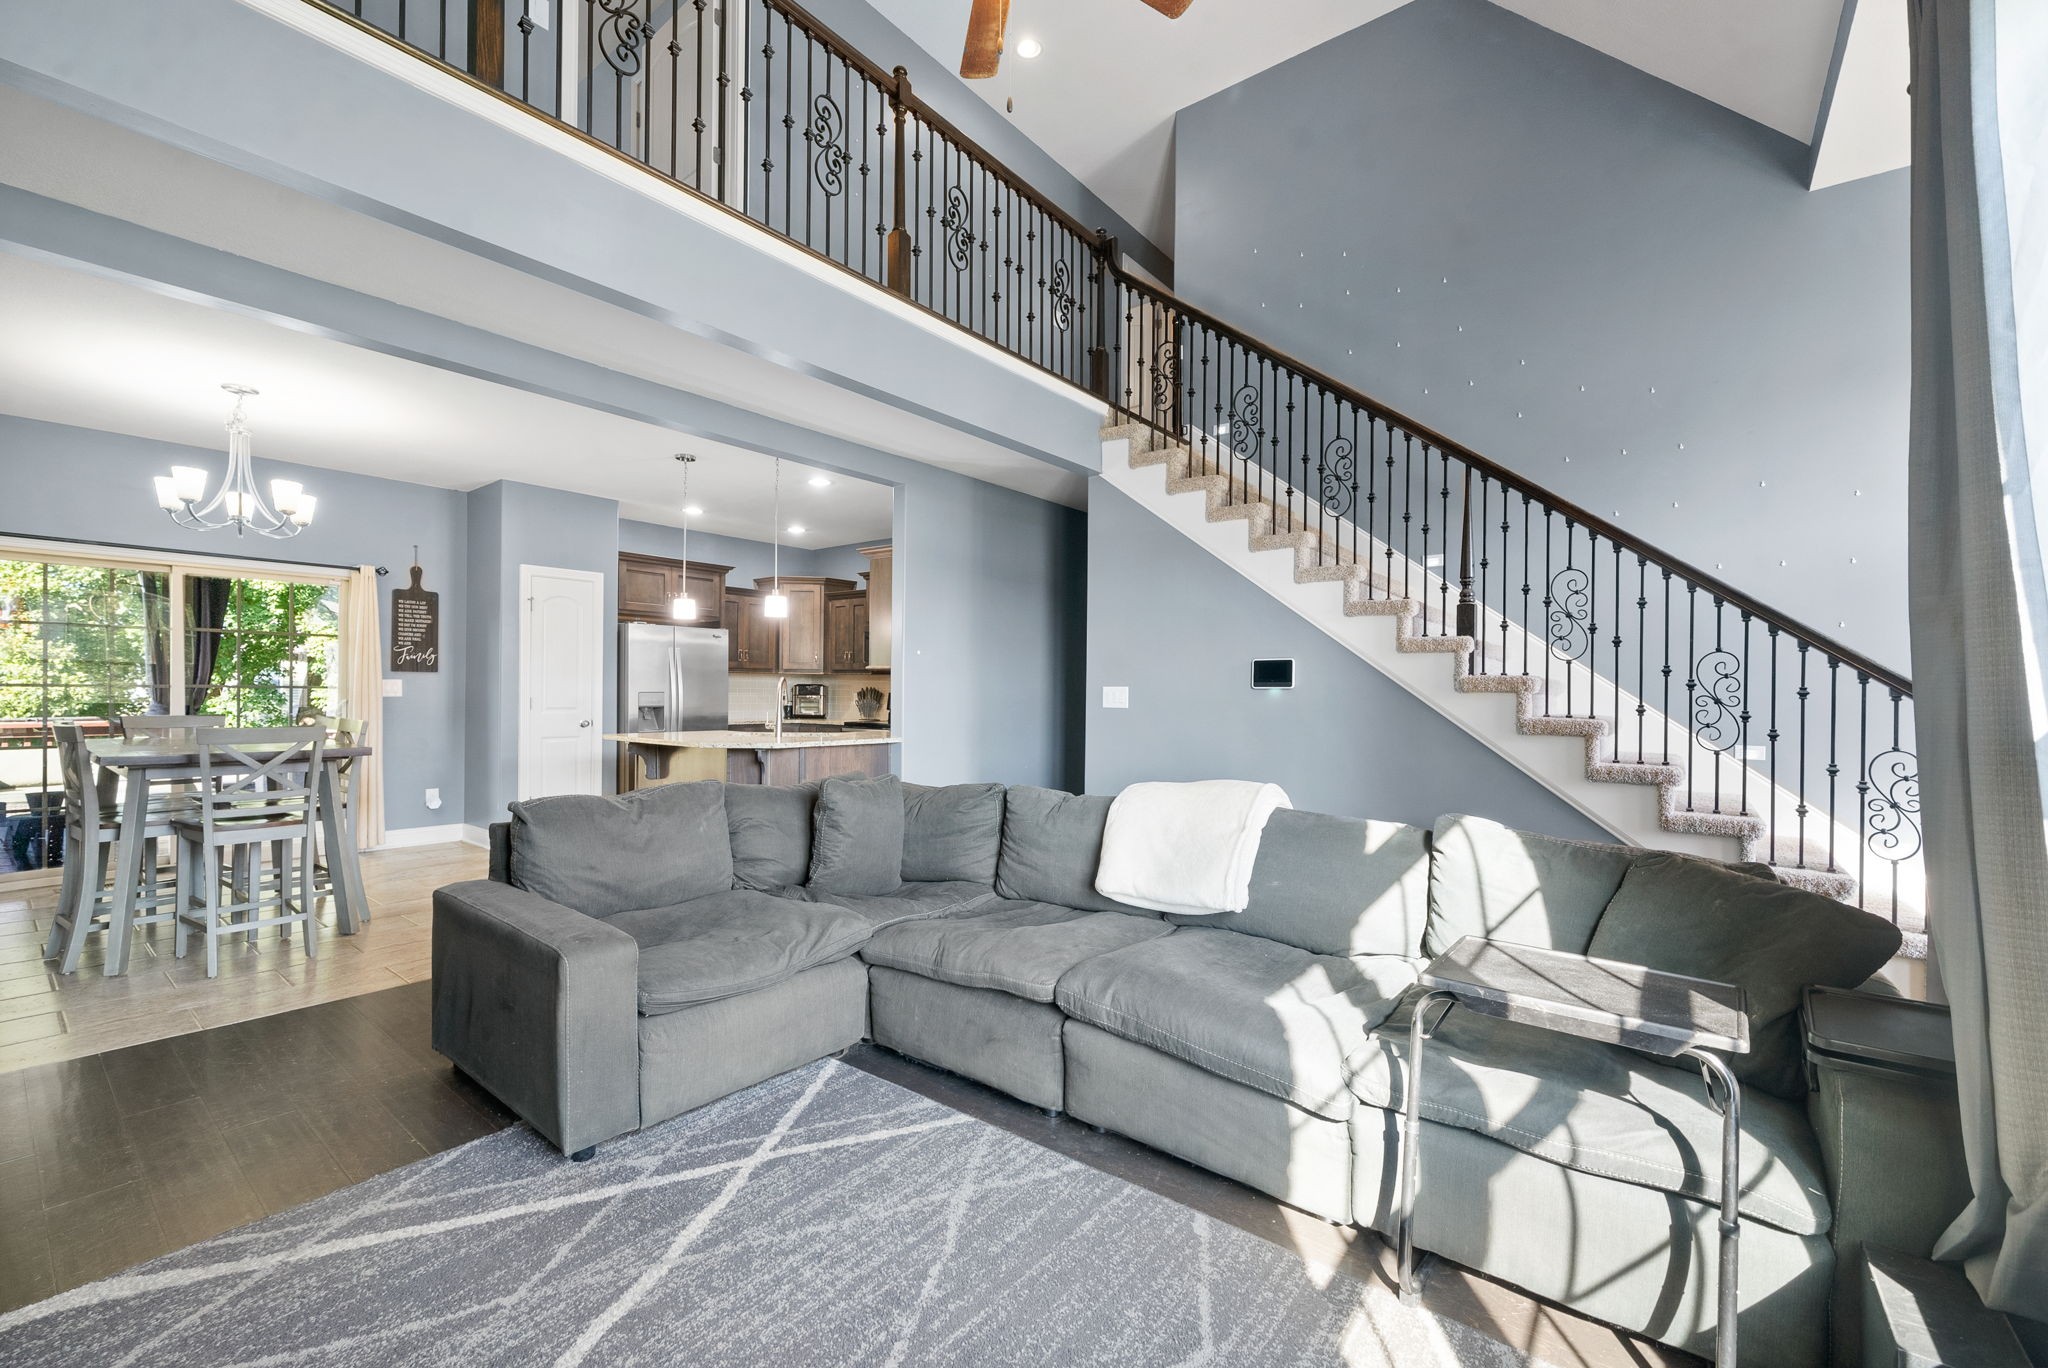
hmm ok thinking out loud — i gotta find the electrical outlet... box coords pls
[382,678,404,697]
[425,788,443,811]
[1103,686,1129,709]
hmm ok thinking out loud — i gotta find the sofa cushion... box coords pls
[508,781,730,918]
[1056,929,1419,1121]
[727,782,816,891]
[902,782,1006,884]
[993,786,1152,915]
[603,889,871,1016]
[1426,815,1778,957]
[781,879,997,930]
[1348,1005,1833,1236]
[806,773,905,897]
[1586,854,1904,1100]
[1171,811,1430,958]
[861,898,1172,1003]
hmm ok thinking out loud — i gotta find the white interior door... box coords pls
[518,565,605,800]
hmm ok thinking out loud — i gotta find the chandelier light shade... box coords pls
[764,458,790,619]
[670,454,698,621]
[156,384,315,539]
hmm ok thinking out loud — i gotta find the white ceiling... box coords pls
[0,253,897,549]
[869,0,1909,252]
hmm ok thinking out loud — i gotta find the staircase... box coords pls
[1103,418,1927,956]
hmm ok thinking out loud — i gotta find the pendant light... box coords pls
[154,384,316,539]
[763,458,790,619]
[670,454,698,621]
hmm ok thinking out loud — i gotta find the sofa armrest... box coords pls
[431,879,641,1155]
[1808,997,1972,1368]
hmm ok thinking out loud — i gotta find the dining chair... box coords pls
[292,711,368,925]
[119,714,226,741]
[172,726,326,978]
[40,725,181,975]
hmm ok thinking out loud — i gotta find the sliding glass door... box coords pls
[0,550,342,877]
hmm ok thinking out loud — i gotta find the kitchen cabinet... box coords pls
[722,588,779,672]
[859,544,892,671]
[825,592,869,672]
[749,577,856,674]
[617,554,732,625]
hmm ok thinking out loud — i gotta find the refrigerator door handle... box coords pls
[670,644,684,730]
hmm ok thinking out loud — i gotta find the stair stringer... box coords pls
[1101,429,1735,860]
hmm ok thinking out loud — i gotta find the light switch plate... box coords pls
[382,678,404,697]
[529,0,550,30]
[1102,686,1129,709]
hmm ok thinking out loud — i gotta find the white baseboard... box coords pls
[460,824,492,848]
[374,824,470,850]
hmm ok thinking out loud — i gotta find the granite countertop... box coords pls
[605,730,901,750]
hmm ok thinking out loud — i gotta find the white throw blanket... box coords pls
[1094,780,1292,916]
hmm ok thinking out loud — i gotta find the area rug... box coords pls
[0,1060,1547,1366]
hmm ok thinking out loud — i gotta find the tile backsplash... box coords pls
[727,673,891,724]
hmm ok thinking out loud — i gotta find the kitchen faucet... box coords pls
[773,676,787,743]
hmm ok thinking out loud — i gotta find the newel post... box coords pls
[1089,229,1118,403]
[1456,464,1479,646]
[885,65,913,296]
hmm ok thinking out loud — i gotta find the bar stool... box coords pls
[173,726,326,978]
[40,725,181,975]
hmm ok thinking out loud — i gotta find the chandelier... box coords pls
[153,384,316,539]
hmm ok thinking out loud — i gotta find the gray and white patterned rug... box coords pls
[0,1060,1545,1366]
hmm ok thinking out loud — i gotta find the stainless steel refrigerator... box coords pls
[619,624,729,734]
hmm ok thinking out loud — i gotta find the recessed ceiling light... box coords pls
[788,524,807,535]
[807,475,832,488]
[1016,36,1043,59]
[684,504,703,517]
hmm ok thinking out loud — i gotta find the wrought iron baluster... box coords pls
[1660,570,1673,765]
[1767,628,1781,863]
[1635,557,1648,756]
[1610,539,1622,748]
[1827,658,1841,875]
[1856,674,1871,908]
[1684,584,1698,812]
[1796,643,1812,867]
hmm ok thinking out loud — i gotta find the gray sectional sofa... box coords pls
[432,775,1965,1367]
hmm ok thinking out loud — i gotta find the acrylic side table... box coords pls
[1396,937,1750,1365]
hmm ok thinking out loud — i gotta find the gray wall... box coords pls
[1174,0,1911,674]
[1086,480,1611,839]
[0,415,469,833]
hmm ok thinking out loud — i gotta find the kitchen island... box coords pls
[608,729,900,787]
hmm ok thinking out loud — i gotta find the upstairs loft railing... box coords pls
[305,0,1923,927]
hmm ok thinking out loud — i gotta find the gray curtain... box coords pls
[1908,0,2048,1316]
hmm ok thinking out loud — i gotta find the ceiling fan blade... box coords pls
[1135,0,1193,16]
[960,0,1010,79]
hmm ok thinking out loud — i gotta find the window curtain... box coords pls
[1907,0,2048,1316]
[184,577,230,713]
[338,566,387,850]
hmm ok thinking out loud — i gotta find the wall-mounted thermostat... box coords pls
[1251,659,1294,690]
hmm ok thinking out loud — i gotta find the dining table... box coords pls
[87,736,374,976]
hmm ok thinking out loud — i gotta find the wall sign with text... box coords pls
[390,564,440,673]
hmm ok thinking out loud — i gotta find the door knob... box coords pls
[580,720,592,728]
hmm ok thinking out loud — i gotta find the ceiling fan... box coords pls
[960,0,1194,79]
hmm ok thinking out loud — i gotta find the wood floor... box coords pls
[0,842,488,1075]
[0,979,516,1314]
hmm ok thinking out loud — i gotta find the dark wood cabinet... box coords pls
[723,588,778,671]
[617,554,732,625]
[747,577,856,674]
[825,593,869,672]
